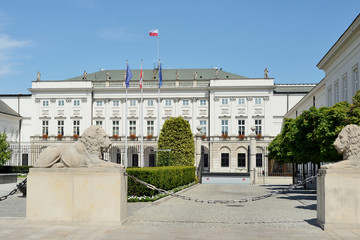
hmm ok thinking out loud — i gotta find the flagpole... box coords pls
[157,36,160,62]
[157,59,161,139]
[125,88,128,168]
[140,59,144,168]
[125,60,129,168]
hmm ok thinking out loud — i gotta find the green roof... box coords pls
[274,84,316,93]
[66,68,247,81]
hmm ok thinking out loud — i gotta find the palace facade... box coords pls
[1,68,314,175]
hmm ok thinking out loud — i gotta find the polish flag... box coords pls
[149,29,158,37]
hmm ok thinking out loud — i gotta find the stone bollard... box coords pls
[317,125,360,230]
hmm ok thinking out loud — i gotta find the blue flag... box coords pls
[126,63,133,88]
[159,63,162,88]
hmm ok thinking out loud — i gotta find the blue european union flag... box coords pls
[159,63,162,88]
[126,63,133,88]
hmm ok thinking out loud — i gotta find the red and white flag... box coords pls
[139,63,143,89]
[149,29,158,37]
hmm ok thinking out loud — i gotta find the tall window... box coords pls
[200,99,207,106]
[343,75,348,101]
[221,153,229,167]
[238,119,245,135]
[42,100,49,106]
[58,120,64,135]
[129,121,136,135]
[255,98,262,105]
[354,66,359,94]
[221,120,228,135]
[73,120,80,135]
[74,100,80,106]
[147,100,154,106]
[238,153,246,167]
[221,98,229,105]
[113,100,119,106]
[255,119,262,135]
[42,120,49,135]
[328,86,333,106]
[256,153,262,167]
[238,98,245,105]
[200,120,207,135]
[58,100,64,106]
[334,81,339,103]
[165,99,172,106]
[182,100,189,106]
[129,100,136,106]
[96,100,103,106]
[95,121,103,127]
[147,120,154,136]
[112,121,119,135]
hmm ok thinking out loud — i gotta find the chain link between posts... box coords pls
[0,178,27,202]
[125,173,319,204]
[0,174,319,204]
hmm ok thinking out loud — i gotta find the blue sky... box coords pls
[0,0,359,93]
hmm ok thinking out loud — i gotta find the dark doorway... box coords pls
[132,154,139,167]
[149,154,155,167]
[204,154,209,169]
[116,151,121,164]
[22,154,28,166]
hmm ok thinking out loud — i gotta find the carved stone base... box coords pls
[26,168,127,223]
[317,168,360,230]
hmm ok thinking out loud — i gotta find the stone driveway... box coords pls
[0,182,359,239]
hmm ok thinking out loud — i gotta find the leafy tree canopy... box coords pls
[269,90,360,164]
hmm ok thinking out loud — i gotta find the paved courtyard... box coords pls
[0,181,359,239]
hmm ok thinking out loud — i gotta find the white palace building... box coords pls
[0,67,314,175]
[2,14,359,178]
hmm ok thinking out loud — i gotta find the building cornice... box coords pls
[317,14,360,70]
[284,79,326,118]
[28,88,93,93]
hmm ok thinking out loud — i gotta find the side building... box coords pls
[286,14,360,118]
[1,68,314,175]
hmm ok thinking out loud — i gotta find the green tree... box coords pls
[0,132,12,166]
[347,90,360,125]
[269,94,357,164]
[268,118,296,163]
[157,116,195,166]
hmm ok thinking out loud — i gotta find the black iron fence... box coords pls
[7,144,155,168]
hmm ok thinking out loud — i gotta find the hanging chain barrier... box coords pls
[0,173,318,203]
[125,172,319,204]
[0,178,27,202]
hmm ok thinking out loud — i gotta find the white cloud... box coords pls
[0,34,31,77]
[0,34,31,50]
[0,63,19,76]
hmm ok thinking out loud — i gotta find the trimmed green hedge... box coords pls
[126,166,196,196]
[0,166,33,174]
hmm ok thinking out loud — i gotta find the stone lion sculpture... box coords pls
[323,124,360,169]
[34,125,122,168]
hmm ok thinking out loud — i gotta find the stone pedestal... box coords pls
[26,168,127,223]
[317,168,360,230]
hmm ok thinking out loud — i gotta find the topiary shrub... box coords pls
[157,116,195,166]
[0,166,33,174]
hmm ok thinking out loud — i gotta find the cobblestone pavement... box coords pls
[1,182,360,239]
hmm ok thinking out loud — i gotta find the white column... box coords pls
[249,125,257,185]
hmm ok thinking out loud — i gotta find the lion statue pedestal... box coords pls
[317,125,360,230]
[26,126,127,223]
